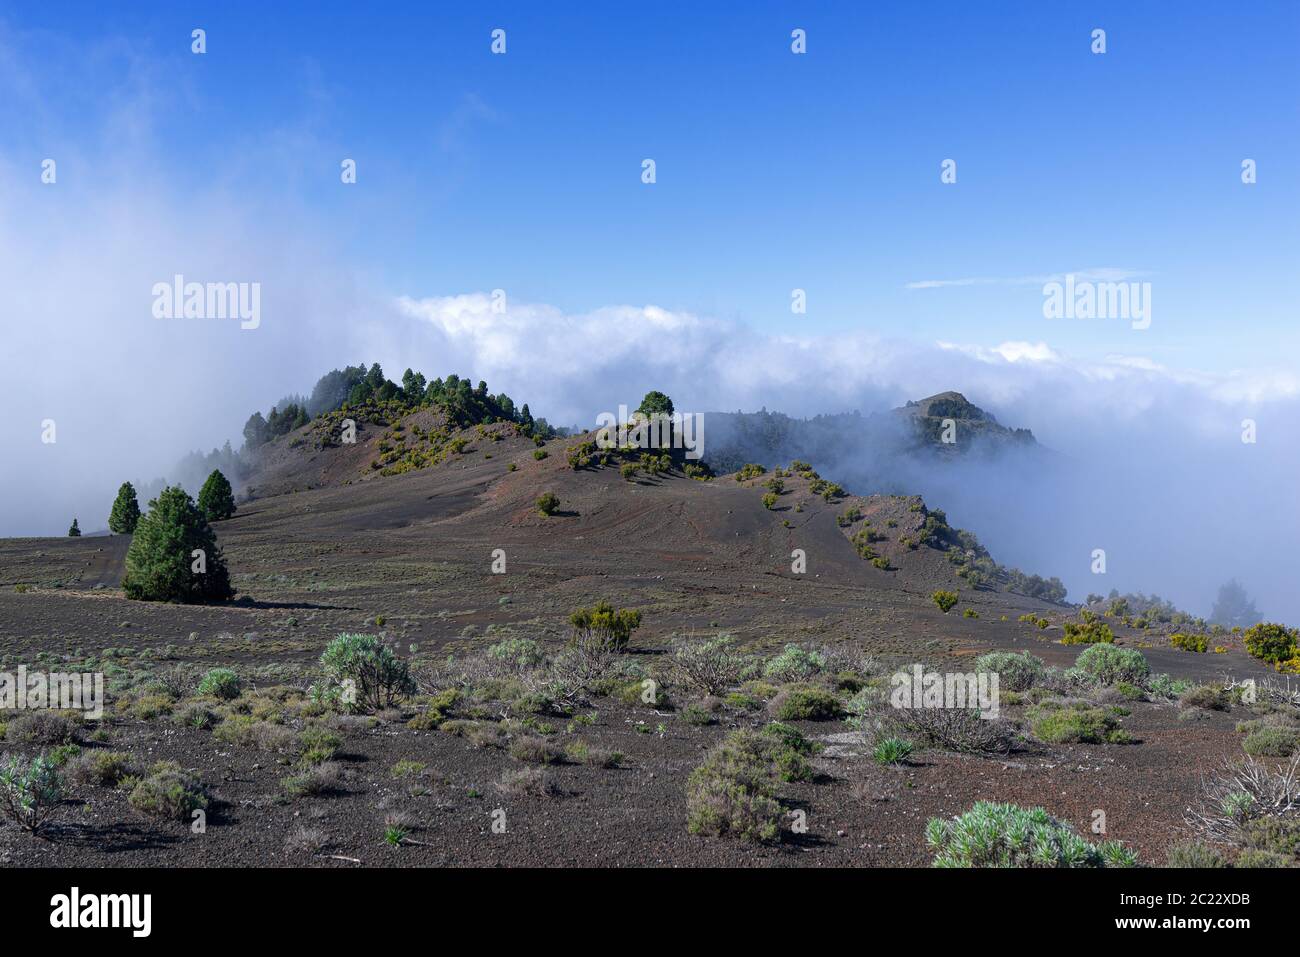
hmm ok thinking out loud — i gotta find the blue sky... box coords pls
[4,2,1300,619]
[5,0,1297,372]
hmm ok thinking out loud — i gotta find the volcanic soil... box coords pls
[0,418,1280,867]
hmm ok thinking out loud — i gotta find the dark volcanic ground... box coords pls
[0,424,1282,867]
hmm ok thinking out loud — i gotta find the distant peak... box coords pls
[900,391,990,423]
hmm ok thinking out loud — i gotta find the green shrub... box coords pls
[1236,849,1291,868]
[565,740,622,768]
[1114,681,1145,701]
[926,801,1137,867]
[1074,644,1149,685]
[318,633,414,712]
[669,635,746,695]
[1242,725,1300,758]
[508,734,564,764]
[771,686,841,721]
[535,492,560,516]
[1166,841,1227,868]
[568,602,642,653]
[1031,704,1131,744]
[282,761,342,799]
[196,667,241,700]
[298,725,342,765]
[172,701,219,730]
[1061,617,1115,645]
[1170,632,1209,653]
[0,752,63,833]
[487,637,544,671]
[68,750,137,788]
[1146,673,1192,699]
[740,680,778,700]
[759,724,815,783]
[880,697,1013,754]
[440,720,504,748]
[128,761,208,821]
[1244,622,1298,665]
[6,711,78,745]
[680,702,716,726]
[873,737,914,765]
[1180,685,1229,712]
[1239,816,1300,865]
[213,715,297,752]
[972,651,1045,692]
[130,694,174,720]
[685,732,782,842]
[931,590,959,613]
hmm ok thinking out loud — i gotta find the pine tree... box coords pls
[67,518,81,537]
[123,486,233,603]
[242,411,267,449]
[108,481,142,534]
[1210,579,1261,629]
[637,391,675,417]
[197,469,237,522]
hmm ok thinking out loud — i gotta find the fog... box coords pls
[3,173,1296,625]
[398,294,1300,625]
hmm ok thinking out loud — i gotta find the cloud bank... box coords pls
[398,291,1300,624]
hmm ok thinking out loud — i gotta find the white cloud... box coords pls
[393,291,1300,623]
[397,291,1298,432]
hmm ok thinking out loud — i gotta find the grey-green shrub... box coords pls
[5,711,77,745]
[128,761,208,820]
[686,730,782,842]
[670,634,747,695]
[1167,841,1227,868]
[317,633,414,712]
[762,644,825,683]
[1074,644,1149,685]
[0,752,63,833]
[1147,673,1192,699]
[1243,725,1300,758]
[972,651,1045,692]
[926,801,1137,867]
[487,637,543,672]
